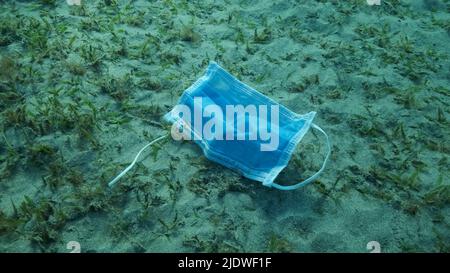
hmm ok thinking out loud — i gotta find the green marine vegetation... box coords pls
[80,44,105,72]
[40,0,57,6]
[0,133,20,179]
[182,232,242,253]
[0,209,22,236]
[156,212,184,239]
[266,233,292,253]
[28,143,58,167]
[65,61,87,76]
[423,175,450,208]
[0,16,20,47]
[98,73,134,101]
[180,23,201,43]
[13,196,68,251]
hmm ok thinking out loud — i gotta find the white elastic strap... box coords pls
[271,123,331,191]
[108,134,168,188]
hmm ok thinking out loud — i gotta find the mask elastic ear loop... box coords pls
[108,134,168,188]
[271,123,331,191]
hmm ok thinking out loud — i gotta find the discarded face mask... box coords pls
[108,62,331,190]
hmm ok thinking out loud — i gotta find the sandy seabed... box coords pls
[0,0,449,252]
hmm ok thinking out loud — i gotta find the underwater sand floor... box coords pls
[0,0,449,252]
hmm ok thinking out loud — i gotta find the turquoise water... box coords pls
[0,0,449,252]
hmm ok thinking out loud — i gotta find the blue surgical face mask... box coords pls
[108,62,330,191]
